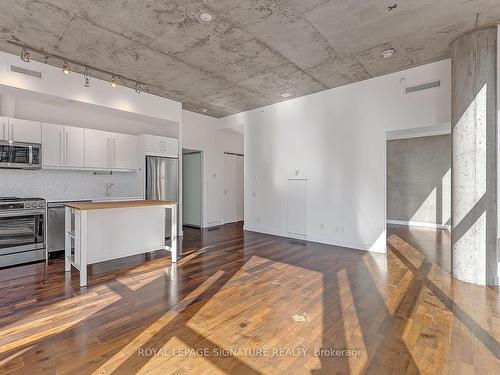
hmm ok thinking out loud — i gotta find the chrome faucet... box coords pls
[106,182,114,197]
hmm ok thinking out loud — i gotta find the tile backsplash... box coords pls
[0,169,141,201]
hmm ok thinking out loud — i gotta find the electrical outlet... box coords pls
[252,191,256,197]
[320,223,324,230]
[340,224,345,233]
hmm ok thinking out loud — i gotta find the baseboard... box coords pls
[387,219,451,230]
[243,225,386,254]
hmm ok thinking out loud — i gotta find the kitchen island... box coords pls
[64,200,177,287]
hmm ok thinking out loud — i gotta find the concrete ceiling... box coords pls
[0,1,499,118]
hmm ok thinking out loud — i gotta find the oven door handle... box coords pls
[0,209,45,217]
[28,145,33,165]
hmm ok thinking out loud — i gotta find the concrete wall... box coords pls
[182,110,244,228]
[182,152,202,227]
[387,135,451,227]
[219,59,451,252]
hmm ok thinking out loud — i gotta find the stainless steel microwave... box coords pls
[0,140,42,169]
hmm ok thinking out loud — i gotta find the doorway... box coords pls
[386,131,451,273]
[223,153,244,224]
[182,149,203,228]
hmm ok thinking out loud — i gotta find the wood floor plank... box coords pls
[0,223,498,374]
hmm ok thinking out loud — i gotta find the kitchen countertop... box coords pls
[48,196,143,203]
[65,200,177,211]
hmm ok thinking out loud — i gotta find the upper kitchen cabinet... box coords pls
[0,117,7,141]
[42,123,84,168]
[139,134,178,156]
[84,128,113,169]
[112,133,137,170]
[84,129,137,171]
[1,118,42,144]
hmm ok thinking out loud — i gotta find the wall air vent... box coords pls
[405,80,440,94]
[10,65,42,79]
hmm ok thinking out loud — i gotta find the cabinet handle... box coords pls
[2,123,4,140]
[10,124,14,141]
[107,138,111,167]
[113,138,116,168]
[59,132,62,164]
[65,131,68,165]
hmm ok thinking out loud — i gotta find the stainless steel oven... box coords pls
[0,140,42,169]
[0,198,46,267]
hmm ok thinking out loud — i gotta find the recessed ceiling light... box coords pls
[280,92,291,98]
[200,13,213,22]
[201,108,208,113]
[111,75,117,87]
[381,49,395,58]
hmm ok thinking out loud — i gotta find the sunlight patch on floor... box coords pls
[90,270,225,375]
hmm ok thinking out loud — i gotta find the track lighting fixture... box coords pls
[134,82,141,94]
[13,43,146,94]
[84,67,91,87]
[62,62,70,75]
[20,48,30,63]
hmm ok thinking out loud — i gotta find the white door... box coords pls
[287,179,307,240]
[42,123,64,166]
[224,154,238,223]
[8,118,41,143]
[84,129,111,169]
[0,117,8,141]
[237,155,244,222]
[64,126,85,167]
[112,133,137,170]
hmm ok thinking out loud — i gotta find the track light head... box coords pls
[134,82,141,94]
[84,67,91,87]
[111,76,117,87]
[20,48,30,63]
[62,62,70,75]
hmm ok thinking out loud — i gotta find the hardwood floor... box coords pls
[0,223,498,374]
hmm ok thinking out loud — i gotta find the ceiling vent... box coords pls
[405,80,440,94]
[10,65,42,79]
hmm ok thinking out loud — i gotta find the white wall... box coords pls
[182,110,244,227]
[219,59,451,252]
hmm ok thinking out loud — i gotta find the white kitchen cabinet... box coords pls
[84,129,112,169]
[43,124,85,168]
[139,134,178,156]
[4,118,41,144]
[84,129,137,170]
[64,126,85,167]
[42,123,64,166]
[0,117,8,141]
[112,132,137,170]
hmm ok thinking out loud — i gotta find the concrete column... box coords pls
[451,26,498,285]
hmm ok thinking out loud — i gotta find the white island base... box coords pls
[64,200,177,287]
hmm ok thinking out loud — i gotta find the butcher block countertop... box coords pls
[65,200,177,211]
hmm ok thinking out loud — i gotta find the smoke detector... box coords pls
[200,13,213,22]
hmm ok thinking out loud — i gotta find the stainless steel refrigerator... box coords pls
[145,156,178,238]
